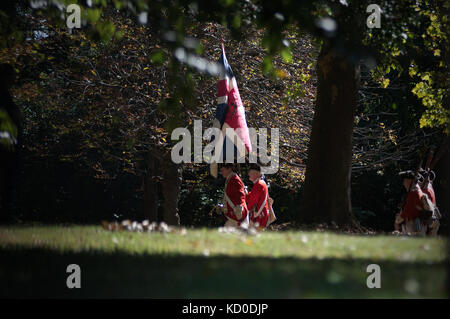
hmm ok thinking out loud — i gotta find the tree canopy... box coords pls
[0,0,448,227]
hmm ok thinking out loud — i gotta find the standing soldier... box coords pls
[220,163,249,227]
[421,173,436,203]
[246,163,270,229]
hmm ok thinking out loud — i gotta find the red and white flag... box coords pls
[210,40,252,177]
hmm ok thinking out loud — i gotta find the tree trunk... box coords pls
[143,149,183,226]
[300,42,360,226]
[143,151,159,222]
[0,81,22,222]
[161,154,182,226]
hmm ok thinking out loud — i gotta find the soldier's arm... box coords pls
[246,183,262,210]
[227,178,245,205]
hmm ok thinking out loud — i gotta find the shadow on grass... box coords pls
[0,247,447,298]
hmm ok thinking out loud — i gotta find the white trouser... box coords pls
[224,214,249,228]
[224,218,238,227]
[428,220,440,236]
[401,219,426,235]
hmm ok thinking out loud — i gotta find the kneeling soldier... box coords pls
[395,170,427,235]
[418,169,441,236]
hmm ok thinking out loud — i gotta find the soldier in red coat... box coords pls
[220,163,249,227]
[419,172,436,205]
[394,170,426,234]
[246,163,270,229]
[418,169,440,236]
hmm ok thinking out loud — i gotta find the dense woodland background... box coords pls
[0,0,448,232]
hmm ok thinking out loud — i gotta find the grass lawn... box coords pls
[0,225,447,298]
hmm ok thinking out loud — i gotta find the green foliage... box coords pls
[150,50,165,65]
[0,109,18,150]
[1,0,448,228]
[1,0,444,134]
[364,0,449,133]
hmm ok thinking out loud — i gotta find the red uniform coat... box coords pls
[422,183,436,205]
[246,179,269,228]
[400,186,424,220]
[224,173,248,223]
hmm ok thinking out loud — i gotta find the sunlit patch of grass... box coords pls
[0,226,447,298]
[0,226,446,262]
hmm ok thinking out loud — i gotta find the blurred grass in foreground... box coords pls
[0,226,447,298]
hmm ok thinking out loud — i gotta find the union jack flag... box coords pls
[210,40,252,177]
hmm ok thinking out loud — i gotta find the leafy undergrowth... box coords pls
[0,226,447,298]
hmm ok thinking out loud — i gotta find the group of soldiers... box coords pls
[215,163,276,230]
[394,168,441,236]
[213,162,442,236]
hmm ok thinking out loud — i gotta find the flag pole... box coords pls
[210,39,226,179]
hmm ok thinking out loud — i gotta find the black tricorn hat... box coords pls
[399,170,416,179]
